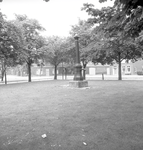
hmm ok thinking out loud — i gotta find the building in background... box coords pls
[6,59,143,76]
[84,59,143,76]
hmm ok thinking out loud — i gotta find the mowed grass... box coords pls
[0,80,143,150]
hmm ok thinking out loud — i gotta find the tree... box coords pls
[104,37,137,80]
[13,14,46,82]
[82,4,139,80]
[99,0,143,38]
[40,36,68,80]
[135,31,143,60]
[0,12,24,84]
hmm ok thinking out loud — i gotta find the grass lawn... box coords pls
[0,80,143,150]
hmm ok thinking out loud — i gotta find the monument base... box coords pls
[69,80,88,88]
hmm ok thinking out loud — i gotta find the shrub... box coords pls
[137,71,143,75]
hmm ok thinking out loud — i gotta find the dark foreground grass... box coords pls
[0,80,143,150]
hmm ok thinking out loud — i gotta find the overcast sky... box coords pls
[0,0,113,37]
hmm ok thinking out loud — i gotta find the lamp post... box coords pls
[73,34,83,81]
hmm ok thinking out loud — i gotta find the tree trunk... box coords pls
[65,68,67,80]
[4,68,7,84]
[1,75,3,82]
[54,65,57,80]
[118,53,122,80]
[27,63,32,82]
[1,63,4,82]
[40,64,42,76]
[102,73,104,80]
[62,62,64,80]
[83,64,87,80]
[1,70,4,82]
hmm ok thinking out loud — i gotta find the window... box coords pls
[127,66,131,72]
[113,66,117,74]
[122,66,125,72]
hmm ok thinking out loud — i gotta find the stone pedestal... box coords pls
[69,80,88,88]
[73,64,83,81]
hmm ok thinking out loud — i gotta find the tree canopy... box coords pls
[81,0,142,80]
[100,0,143,11]
[39,36,68,80]
[12,14,46,82]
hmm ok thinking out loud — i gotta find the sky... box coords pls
[0,0,113,37]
